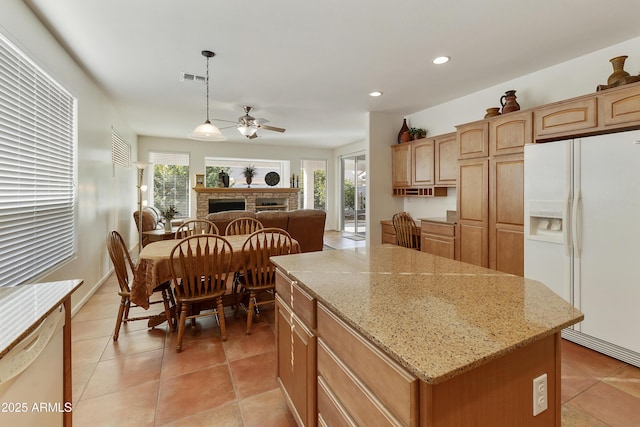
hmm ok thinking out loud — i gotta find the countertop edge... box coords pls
[0,279,84,358]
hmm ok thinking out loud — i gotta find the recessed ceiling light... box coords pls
[433,56,450,65]
[369,91,383,97]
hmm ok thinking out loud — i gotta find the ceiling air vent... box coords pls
[180,72,206,84]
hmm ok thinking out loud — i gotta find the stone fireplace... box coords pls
[194,187,300,218]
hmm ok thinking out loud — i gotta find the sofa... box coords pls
[133,206,166,247]
[205,209,327,253]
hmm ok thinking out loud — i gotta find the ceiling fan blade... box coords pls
[248,133,259,139]
[210,118,238,124]
[259,124,286,133]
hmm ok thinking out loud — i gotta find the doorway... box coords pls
[341,153,366,238]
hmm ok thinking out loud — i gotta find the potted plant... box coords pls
[242,165,256,187]
[409,127,427,140]
[160,205,178,231]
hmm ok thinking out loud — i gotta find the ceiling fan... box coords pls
[214,106,286,139]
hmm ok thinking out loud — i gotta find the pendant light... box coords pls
[188,50,227,141]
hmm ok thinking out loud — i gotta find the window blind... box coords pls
[111,130,130,168]
[0,33,77,287]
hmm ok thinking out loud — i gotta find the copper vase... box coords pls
[500,90,520,114]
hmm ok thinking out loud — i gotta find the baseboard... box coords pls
[70,268,112,317]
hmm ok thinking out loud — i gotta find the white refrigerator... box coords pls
[524,130,640,367]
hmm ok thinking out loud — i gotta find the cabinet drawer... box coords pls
[317,376,356,427]
[534,97,598,139]
[275,270,293,306]
[276,270,316,328]
[317,304,418,426]
[318,340,407,426]
[292,282,316,329]
[421,221,455,237]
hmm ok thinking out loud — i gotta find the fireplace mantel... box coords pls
[194,187,300,217]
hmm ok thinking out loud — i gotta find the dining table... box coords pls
[131,233,300,310]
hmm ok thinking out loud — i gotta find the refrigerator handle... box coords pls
[572,190,583,257]
[564,192,572,256]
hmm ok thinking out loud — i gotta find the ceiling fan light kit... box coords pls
[188,50,227,141]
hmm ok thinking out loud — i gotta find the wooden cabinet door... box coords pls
[534,97,598,140]
[276,296,317,427]
[381,221,396,244]
[490,111,532,156]
[456,158,489,267]
[391,144,411,187]
[435,132,457,186]
[411,138,435,186]
[599,82,640,128]
[456,121,489,159]
[489,153,524,276]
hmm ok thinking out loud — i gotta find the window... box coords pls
[0,33,77,287]
[205,158,287,188]
[149,152,190,218]
[300,159,327,210]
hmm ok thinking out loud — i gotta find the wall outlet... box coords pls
[533,373,548,416]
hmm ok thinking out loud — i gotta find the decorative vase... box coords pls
[245,176,252,188]
[484,107,501,118]
[500,90,520,114]
[397,119,410,144]
[607,55,630,86]
[164,220,172,232]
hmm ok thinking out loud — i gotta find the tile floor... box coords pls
[71,231,640,426]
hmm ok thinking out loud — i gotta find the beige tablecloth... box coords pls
[131,234,299,308]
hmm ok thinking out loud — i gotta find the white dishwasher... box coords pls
[0,304,66,426]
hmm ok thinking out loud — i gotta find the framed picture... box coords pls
[195,174,205,187]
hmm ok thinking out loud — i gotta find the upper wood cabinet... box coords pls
[412,138,435,186]
[490,111,532,156]
[533,81,640,141]
[434,132,457,186]
[457,121,489,159]
[534,97,598,140]
[391,143,411,187]
[599,82,640,128]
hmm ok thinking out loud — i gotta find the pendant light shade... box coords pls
[190,120,226,141]
[188,50,227,141]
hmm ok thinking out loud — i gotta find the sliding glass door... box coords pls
[341,153,366,237]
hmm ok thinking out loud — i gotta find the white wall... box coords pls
[1,1,138,312]
[397,35,640,222]
[138,136,337,228]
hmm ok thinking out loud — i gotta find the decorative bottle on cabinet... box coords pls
[500,90,520,114]
[398,119,410,144]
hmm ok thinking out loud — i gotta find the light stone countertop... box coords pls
[0,279,83,358]
[271,245,583,384]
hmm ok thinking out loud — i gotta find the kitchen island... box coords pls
[271,245,583,427]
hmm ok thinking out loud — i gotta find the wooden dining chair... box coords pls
[106,230,176,341]
[236,228,297,334]
[169,234,233,351]
[175,219,219,239]
[224,217,264,236]
[392,212,420,250]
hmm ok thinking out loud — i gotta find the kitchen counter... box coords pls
[272,246,582,384]
[418,216,456,224]
[0,279,83,358]
[0,279,82,427]
[272,246,583,425]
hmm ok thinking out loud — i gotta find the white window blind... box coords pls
[111,130,130,168]
[149,151,190,217]
[0,33,77,288]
